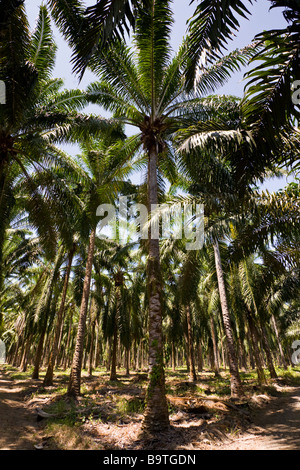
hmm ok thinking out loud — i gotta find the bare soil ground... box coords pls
[0,368,44,449]
[1,364,300,451]
[213,386,300,450]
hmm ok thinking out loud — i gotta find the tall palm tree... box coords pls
[47,0,300,149]
[212,238,244,395]
[43,242,76,386]
[47,0,259,430]
[31,249,63,379]
[175,95,252,395]
[228,184,300,377]
[67,131,134,397]
[94,238,137,380]
[178,128,300,386]
[0,225,42,337]
[0,4,115,280]
[82,0,259,431]
[177,249,202,382]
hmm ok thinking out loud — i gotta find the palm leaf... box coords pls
[184,0,254,91]
[88,40,149,114]
[86,79,146,122]
[194,43,261,96]
[29,5,57,81]
[0,0,25,32]
[242,32,300,134]
[0,3,37,125]
[48,0,149,78]
[134,0,173,112]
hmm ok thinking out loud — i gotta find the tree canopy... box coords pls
[0,0,299,443]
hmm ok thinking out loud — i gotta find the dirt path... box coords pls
[216,387,300,450]
[2,365,300,450]
[0,367,40,450]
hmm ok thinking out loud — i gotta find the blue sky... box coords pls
[26,0,287,94]
[25,0,293,191]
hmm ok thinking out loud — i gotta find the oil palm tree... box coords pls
[46,0,259,430]
[176,249,202,382]
[228,183,300,377]
[0,226,42,336]
[93,238,137,380]
[31,250,63,379]
[77,0,259,430]
[177,114,300,388]
[67,131,135,397]
[175,95,254,395]
[48,0,300,146]
[0,4,114,272]
[1,4,119,371]
[43,242,76,386]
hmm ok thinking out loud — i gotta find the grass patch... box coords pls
[45,397,78,424]
[5,366,34,381]
[115,396,145,414]
[205,373,232,396]
[45,422,98,450]
[276,366,300,385]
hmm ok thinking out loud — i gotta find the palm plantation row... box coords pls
[0,0,299,433]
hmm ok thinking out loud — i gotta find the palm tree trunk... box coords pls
[210,316,220,377]
[172,342,176,371]
[184,334,190,371]
[143,144,169,432]
[271,315,288,369]
[260,324,277,379]
[110,273,123,381]
[12,335,22,367]
[63,310,73,370]
[213,239,244,397]
[88,318,96,377]
[19,337,30,372]
[56,304,67,367]
[197,341,203,372]
[110,322,118,381]
[44,247,75,386]
[247,310,267,385]
[67,228,96,397]
[125,347,130,376]
[32,326,46,379]
[238,338,247,371]
[186,305,197,382]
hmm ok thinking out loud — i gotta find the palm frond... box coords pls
[86,79,145,123]
[134,0,173,112]
[194,42,261,96]
[242,32,300,135]
[48,0,149,78]
[29,5,57,81]
[184,0,254,91]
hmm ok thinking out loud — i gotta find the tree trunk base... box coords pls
[142,384,170,434]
